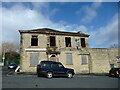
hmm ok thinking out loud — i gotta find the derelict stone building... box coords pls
[19,28,119,74]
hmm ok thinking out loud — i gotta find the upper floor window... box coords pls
[31,35,38,46]
[50,36,56,47]
[65,37,71,47]
[81,38,86,47]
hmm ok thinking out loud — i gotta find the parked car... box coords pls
[109,68,120,78]
[8,63,17,69]
[37,61,75,78]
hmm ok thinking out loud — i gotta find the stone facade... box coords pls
[88,48,119,73]
[19,28,119,74]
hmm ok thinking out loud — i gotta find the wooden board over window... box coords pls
[30,53,39,66]
[81,55,87,64]
[66,53,73,65]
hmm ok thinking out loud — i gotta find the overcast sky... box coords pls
[1,2,118,48]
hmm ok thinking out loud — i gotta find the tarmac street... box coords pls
[2,75,119,88]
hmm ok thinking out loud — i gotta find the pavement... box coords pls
[2,66,109,78]
[5,70,109,78]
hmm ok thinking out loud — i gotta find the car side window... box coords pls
[51,64,59,68]
[51,63,64,68]
[42,63,50,68]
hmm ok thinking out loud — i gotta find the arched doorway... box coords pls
[48,53,60,62]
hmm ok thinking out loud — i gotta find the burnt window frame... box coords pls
[65,37,71,47]
[81,38,86,47]
[50,36,56,47]
[31,35,38,46]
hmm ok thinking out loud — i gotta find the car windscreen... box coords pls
[9,64,16,66]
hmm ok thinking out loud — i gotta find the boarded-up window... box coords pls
[30,53,39,66]
[31,35,38,46]
[50,36,56,47]
[65,37,71,47]
[81,55,87,64]
[66,53,73,65]
[81,38,86,47]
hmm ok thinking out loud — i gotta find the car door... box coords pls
[51,63,65,76]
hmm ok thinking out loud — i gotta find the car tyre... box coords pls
[117,74,120,78]
[109,73,111,77]
[46,72,53,79]
[67,72,73,78]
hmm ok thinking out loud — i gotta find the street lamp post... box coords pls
[2,50,5,66]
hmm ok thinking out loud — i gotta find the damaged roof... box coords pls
[19,28,90,37]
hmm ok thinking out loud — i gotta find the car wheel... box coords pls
[67,72,73,78]
[109,73,111,77]
[46,72,53,78]
[117,74,120,78]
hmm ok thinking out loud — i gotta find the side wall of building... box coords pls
[89,48,118,73]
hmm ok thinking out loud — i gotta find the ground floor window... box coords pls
[66,53,73,65]
[30,53,39,66]
[81,55,87,64]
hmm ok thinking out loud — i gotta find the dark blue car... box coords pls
[37,61,75,78]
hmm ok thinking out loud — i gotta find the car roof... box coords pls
[111,68,120,69]
[41,61,61,64]
[10,63,16,64]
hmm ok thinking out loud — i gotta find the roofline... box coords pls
[19,28,90,37]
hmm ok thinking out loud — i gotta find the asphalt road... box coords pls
[2,75,119,88]
[1,66,119,88]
